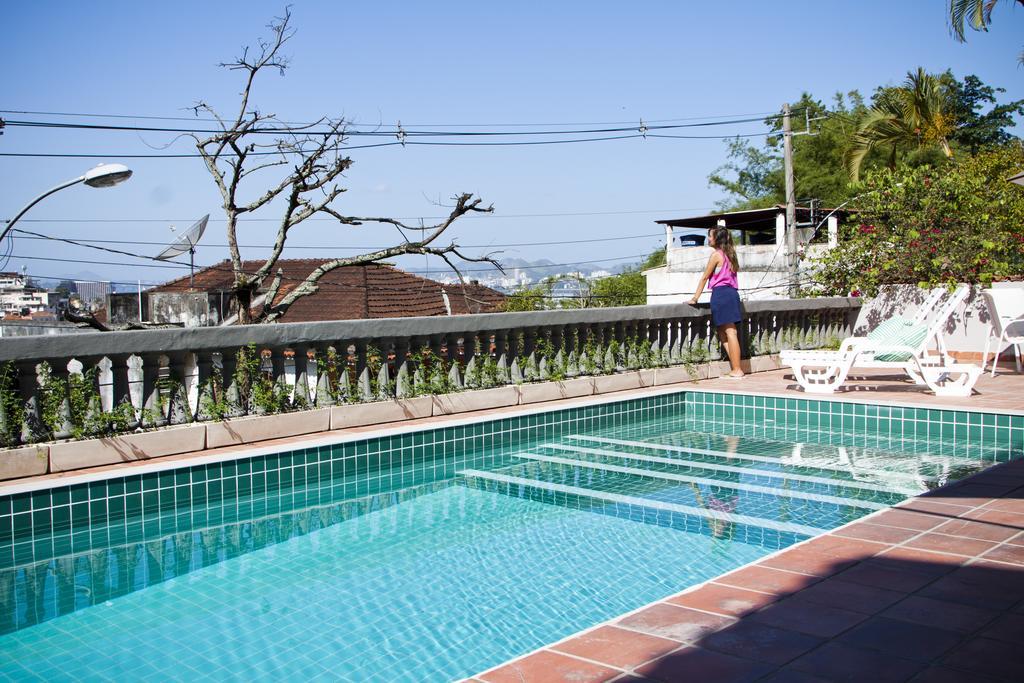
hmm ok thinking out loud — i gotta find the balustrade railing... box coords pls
[0,298,860,447]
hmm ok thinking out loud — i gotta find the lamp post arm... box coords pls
[0,175,87,244]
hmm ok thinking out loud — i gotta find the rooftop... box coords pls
[656,205,851,232]
[149,259,506,322]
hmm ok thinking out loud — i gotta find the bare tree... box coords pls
[192,9,497,324]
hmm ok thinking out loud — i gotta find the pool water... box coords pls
[1,396,1014,681]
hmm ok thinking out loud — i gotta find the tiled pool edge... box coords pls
[467,426,1024,683]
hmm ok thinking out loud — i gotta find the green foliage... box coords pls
[710,92,875,209]
[236,345,292,414]
[0,363,24,447]
[709,72,1022,207]
[811,145,1024,295]
[200,368,232,421]
[945,73,1024,153]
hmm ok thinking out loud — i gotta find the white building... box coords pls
[643,206,842,303]
[0,272,51,317]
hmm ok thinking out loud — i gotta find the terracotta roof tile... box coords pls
[148,259,504,322]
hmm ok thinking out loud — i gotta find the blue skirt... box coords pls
[710,286,742,326]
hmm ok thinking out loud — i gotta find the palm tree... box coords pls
[846,68,956,182]
[949,0,1024,62]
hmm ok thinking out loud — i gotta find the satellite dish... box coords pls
[155,214,208,288]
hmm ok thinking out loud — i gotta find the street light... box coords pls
[0,163,132,243]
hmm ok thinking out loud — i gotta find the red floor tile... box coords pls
[898,498,975,518]
[942,636,1024,681]
[666,583,779,617]
[794,577,905,615]
[904,532,999,557]
[478,650,621,683]
[833,522,921,544]
[714,565,820,595]
[802,534,888,560]
[908,665,1002,682]
[759,670,835,683]
[700,619,824,666]
[871,546,967,574]
[963,508,1024,529]
[869,508,947,532]
[749,596,868,638]
[984,498,1024,514]
[918,574,1024,611]
[933,518,1021,543]
[835,561,939,593]
[616,603,735,643]
[634,645,775,683]
[787,641,925,682]
[757,547,857,577]
[980,542,1024,566]
[979,613,1024,644]
[551,626,682,670]
[836,616,963,661]
[880,595,999,634]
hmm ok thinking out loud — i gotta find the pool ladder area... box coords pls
[457,432,933,542]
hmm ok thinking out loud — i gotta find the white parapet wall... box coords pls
[646,244,832,304]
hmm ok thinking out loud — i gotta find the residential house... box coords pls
[143,259,506,326]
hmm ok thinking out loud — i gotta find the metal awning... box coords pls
[656,205,848,231]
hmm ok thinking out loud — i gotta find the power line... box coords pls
[1,114,785,138]
[13,207,716,222]
[0,108,798,128]
[10,231,666,251]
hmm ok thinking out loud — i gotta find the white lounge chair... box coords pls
[980,288,1024,376]
[780,286,980,396]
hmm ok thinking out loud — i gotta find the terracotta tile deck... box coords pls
[468,368,1024,683]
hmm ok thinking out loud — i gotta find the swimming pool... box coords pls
[1,390,1021,680]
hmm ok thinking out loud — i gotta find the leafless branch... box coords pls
[191,10,497,324]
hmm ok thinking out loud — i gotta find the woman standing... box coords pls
[688,226,744,379]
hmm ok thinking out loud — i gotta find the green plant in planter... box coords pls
[199,368,233,421]
[681,344,710,379]
[0,362,25,447]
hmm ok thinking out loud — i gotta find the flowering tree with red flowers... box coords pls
[810,144,1024,296]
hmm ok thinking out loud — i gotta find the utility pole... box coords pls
[782,103,798,297]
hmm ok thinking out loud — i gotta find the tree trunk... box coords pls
[234,286,253,325]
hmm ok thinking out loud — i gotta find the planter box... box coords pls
[518,377,595,405]
[207,409,331,449]
[592,372,644,394]
[49,424,207,473]
[639,369,657,387]
[708,361,735,378]
[432,386,519,415]
[331,397,433,430]
[0,445,49,481]
[747,354,781,373]
[654,366,700,386]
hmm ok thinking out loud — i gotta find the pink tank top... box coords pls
[709,250,738,289]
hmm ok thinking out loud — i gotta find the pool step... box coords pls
[566,434,934,489]
[512,452,889,511]
[457,468,826,538]
[463,456,865,534]
[540,442,909,502]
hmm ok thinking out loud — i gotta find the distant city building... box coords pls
[74,281,111,310]
[0,272,51,318]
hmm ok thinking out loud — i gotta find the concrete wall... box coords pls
[853,282,1024,354]
[149,292,219,327]
[647,244,832,304]
[0,321,86,337]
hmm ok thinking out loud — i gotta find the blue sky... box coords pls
[2,0,1022,287]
